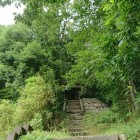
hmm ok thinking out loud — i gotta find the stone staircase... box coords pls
[59,98,127,140]
[66,100,87,136]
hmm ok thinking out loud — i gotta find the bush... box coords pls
[20,130,70,140]
[0,74,66,139]
[13,75,55,129]
[19,130,49,140]
[0,100,15,138]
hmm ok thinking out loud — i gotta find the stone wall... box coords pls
[82,98,108,112]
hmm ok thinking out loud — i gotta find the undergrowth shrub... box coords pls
[54,112,69,131]
[96,110,119,123]
[13,75,55,129]
[19,130,49,140]
[0,100,15,138]
[83,109,140,140]
[19,130,70,140]
[83,109,119,135]
[0,74,56,139]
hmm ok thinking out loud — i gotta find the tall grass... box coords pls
[83,109,140,140]
[20,130,70,140]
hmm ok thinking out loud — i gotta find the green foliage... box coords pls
[64,0,140,113]
[0,100,15,138]
[83,111,140,140]
[0,0,140,138]
[13,75,55,129]
[83,110,120,135]
[0,0,13,6]
[5,22,32,44]
[0,23,33,100]
[0,75,56,138]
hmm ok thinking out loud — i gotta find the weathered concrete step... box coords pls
[68,125,84,129]
[67,100,80,104]
[68,113,83,116]
[66,109,81,113]
[67,100,80,102]
[66,103,80,106]
[69,122,83,126]
[68,128,84,132]
[68,116,83,120]
[67,103,80,107]
[70,131,89,136]
[69,124,84,129]
[52,134,119,140]
[68,114,83,118]
[66,106,80,109]
[69,119,82,123]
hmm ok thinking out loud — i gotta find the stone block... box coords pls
[94,104,101,108]
[15,126,26,135]
[83,135,118,140]
[7,132,19,140]
[52,137,83,140]
[23,124,33,132]
[101,103,108,107]
[53,135,119,140]
[118,134,127,140]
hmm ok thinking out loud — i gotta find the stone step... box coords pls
[66,109,81,113]
[68,128,84,132]
[69,125,84,129]
[70,131,89,136]
[68,113,82,116]
[69,120,83,127]
[69,124,84,128]
[67,103,80,106]
[66,105,80,109]
[68,115,83,120]
[69,121,83,125]
[67,100,80,104]
[68,125,84,128]
[67,100,80,101]
[52,134,119,140]
[69,118,82,121]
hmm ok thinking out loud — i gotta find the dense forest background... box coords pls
[0,0,140,139]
